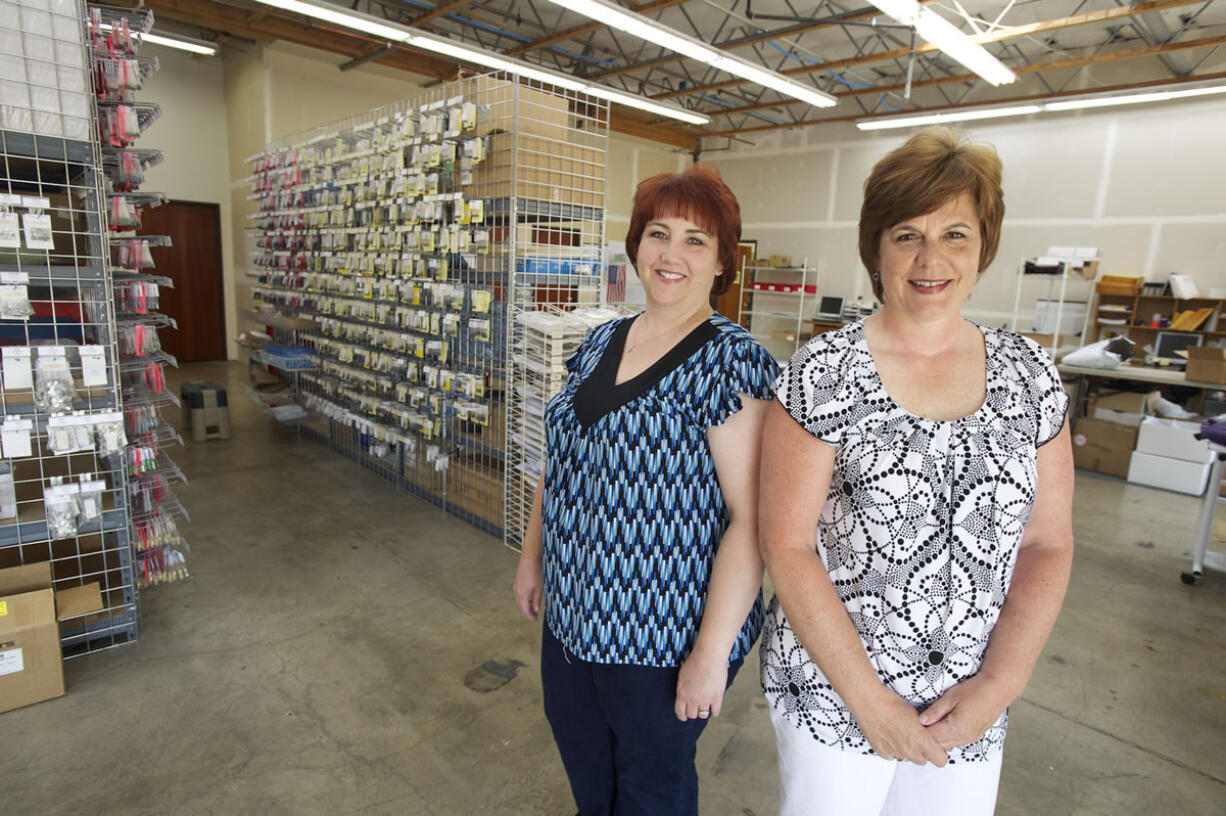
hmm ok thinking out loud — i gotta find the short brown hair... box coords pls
[859,127,1004,301]
[626,163,741,296]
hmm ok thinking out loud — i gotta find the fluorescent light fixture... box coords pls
[137,32,217,56]
[1044,84,1226,111]
[856,104,1040,130]
[98,23,217,56]
[856,82,1226,130]
[251,0,709,125]
[540,0,837,108]
[869,0,1015,86]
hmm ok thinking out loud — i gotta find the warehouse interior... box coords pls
[1,0,1224,814]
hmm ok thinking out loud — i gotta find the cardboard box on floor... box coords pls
[1072,418,1138,479]
[1127,451,1212,495]
[1135,416,1214,464]
[1,562,103,715]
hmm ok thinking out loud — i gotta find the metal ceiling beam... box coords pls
[587,5,886,80]
[131,0,702,149]
[501,0,690,57]
[652,0,1210,100]
[700,69,1226,139]
[704,32,1226,118]
[412,0,476,28]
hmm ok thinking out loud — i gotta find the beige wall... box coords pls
[136,44,234,358]
[705,97,1226,327]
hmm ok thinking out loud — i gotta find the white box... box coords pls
[1135,416,1214,464]
[53,39,81,68]
[1127,451,1211,495]
[22,32,54,61]
[56,65,85,92]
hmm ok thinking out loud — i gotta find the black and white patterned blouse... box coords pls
[759,319,1068,763]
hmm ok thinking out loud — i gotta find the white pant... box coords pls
[771,709,1003,816]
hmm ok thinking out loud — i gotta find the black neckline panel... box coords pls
[573,315,721,430]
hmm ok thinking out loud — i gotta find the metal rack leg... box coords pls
[1182,452,1226,585]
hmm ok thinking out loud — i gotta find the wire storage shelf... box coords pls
[246,72,609,543]
[0,0,140,659]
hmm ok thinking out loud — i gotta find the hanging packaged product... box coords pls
[109,195,139,230]
[46,414,96,455]
[0,271,33,320]
[1,416,34,459]
[0,468,15,519]
[2,346,32,390]
[44,481,82,540]
[0,195,20,248]
[93,411,127,456]
[34,347,76,413]
[77,477,106,526]
[78,345,108,387]
[21,204,55,251]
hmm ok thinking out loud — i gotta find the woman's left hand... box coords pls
[674,647,728,722]
[919,673,1015,750]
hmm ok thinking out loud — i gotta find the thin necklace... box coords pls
[624,307,711,355]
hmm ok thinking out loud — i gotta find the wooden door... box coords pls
[140,201,225,362]
[713,243,754,326]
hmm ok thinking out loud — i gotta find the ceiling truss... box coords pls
[128,0,1225,150]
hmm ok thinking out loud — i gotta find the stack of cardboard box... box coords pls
[1127,417,1214,495]
[1071,391,1145,479]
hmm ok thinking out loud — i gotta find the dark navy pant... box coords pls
[541,625,742,816]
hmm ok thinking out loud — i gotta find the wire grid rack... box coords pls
[88,3,190,599]
[0,0,138,656]
[246,72,609,540]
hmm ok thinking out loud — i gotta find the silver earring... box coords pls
[870,271,880,282]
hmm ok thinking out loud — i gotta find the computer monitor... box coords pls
[817,295,844,320]
[1153,331,1202,365]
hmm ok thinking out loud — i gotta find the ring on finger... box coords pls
[697,709,710,718]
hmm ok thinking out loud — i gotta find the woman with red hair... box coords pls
[513,164,777,815]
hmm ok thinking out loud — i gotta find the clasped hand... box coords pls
[857,675,1010,766]
[674,647,728,722]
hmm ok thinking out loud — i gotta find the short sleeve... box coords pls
[1012,334,1070,447]
[563,318,620,377]
[697,334,780,428]
[775,333,859,447]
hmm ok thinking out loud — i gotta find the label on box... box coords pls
[0,600,5,616]
[0,212,19,249]
[0,647,22,676]
[22,211,54,250]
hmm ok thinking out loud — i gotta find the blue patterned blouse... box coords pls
[541,313,779,667]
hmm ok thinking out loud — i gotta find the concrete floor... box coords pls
[3,360,1225,815]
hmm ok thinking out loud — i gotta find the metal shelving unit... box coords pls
[736,258,818,363]
[0,0,136,657]
[246,72,608,543]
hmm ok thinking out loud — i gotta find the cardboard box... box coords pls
[470,131,602,208]
[1072,418,1138,478]
[0,562,103,714]
[1127,451,1211,495]
[1186,347,1226,384]
[459,75,573,140]
[1135,416,1214,464]
[1091,391,1147,427]
[769,254,792,268]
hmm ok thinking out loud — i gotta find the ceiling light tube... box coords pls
[98,23,217,55]
[540,0,837,108]
[251,0,709,125]
[856,104,1040,130]
[868,0,1015,86]
[1044,84,1226,111]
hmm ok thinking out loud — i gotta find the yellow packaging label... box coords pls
[0,601,6,616]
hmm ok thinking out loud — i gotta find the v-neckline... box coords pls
[572,315,720,430]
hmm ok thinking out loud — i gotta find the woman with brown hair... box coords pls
[513,164,778,815]
[759,127,1074,815]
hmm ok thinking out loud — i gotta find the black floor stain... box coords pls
[1136,540,1155,549]
[464,658,526,693]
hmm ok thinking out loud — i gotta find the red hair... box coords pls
[625,163,741,296]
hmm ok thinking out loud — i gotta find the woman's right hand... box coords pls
[512,551,544,621]
[854,690,949,767]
